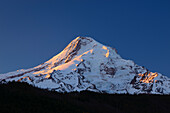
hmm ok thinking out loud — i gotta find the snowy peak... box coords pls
[38,36,120,74]
[0,36,169,94]
[46,36,95,64]
[46,36,118,64]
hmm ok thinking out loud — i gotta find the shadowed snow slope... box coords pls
[0,36,170,94]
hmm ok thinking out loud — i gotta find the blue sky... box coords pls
[0,0,170,77]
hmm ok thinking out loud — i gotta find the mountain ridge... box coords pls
[0,36,170,94]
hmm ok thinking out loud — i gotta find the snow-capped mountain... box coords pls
[0,37,170,94]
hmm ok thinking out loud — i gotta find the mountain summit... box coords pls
[0,37,170,94]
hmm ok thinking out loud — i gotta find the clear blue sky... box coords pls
[0,0,170,77]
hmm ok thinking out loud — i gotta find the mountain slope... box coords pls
[0,36,170,94]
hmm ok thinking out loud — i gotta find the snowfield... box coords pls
[0,36,170,94]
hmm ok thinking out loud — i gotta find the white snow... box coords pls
[0,36,169,94]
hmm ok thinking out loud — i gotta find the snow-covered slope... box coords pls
[0,37,170,94]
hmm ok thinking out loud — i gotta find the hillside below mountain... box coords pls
[0,82,170,113]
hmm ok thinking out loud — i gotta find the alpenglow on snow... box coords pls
[0,37,170,94]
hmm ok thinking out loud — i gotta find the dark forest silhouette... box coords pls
[0,82,170,113]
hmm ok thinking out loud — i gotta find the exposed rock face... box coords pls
[0,36,170,94]
[100,63,116,76]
